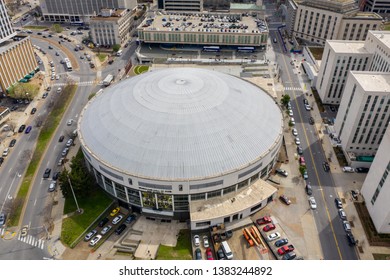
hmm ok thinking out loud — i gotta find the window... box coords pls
[250,202,263,212]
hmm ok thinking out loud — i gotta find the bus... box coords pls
[237,47,255,53]
[202,46,220,52]
[103,74,114,86]
[63,58,72,71]
[70,21,84,26]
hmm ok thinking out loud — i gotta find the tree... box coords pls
[288,120,294,127]
[51,24,63,33]
[281,94,291,107]
[7,83,39,100]
[112,44,121,53]
[299,166,306,176]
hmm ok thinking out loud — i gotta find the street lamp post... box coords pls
[67,175,81,213]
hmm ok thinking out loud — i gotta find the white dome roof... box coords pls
[79,68,283,180]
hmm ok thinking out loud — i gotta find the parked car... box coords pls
[58,157,64,166]
[195,248,202,260]
[18,125,26,133]
[112,215,123,225]
[59,135,65,142]
[2,148,9,157]
[279,195,291,205]
[290,117,295,125]
[288,110,293,117]
[308,196,317,209]
[0,213,6,226]
[323,161,330,172]
[25,126,32,134]
[0,157,4,166]
[343,221,351,232]
[115,223,127,235]
[303,98,308,105]
[309,117,315,125]
[355,167,369,173]
[346,233,356,246]
[101,225,112,235]
[303,170,308,180]
[299,156,306,166]
[206,247,213,260]
[276,169,288,177]
[217,248,225,260]
[256,216,272,225]
[338,209,347,220]
[267,232,281,241]
[282,252,297,260]
[89,234,102,246]
[305,104,311,111]
[295,137,300,145]
[275,238,289,247]
[203,236,209,248]
[110,207,120,216]
[30,107,37,114]
[125,214,137,224]
[263,224,276,232]
[67,119,73,126]
[193,235,200,247]
[292,128,298,136]
[297,146,303,155]
[335,198,343,209]
[351,190,359,200]
[43,168,51,179]
[42,92,48,98]
[305,184,313,195]
[277,244,295,255]
[98,217,109,227]
[52,171,60,181]
[48,181,56,192]
[9,139,16,147]
[66,139,73,147]
[342,166,355,173]
[61,148,69,157]
[84,229,97,241]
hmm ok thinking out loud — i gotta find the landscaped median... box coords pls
[7,85,78,227]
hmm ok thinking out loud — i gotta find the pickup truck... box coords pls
[277,244,295,255]
[256,216,272,225]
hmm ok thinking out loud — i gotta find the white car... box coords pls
[57,87,62,93]
[66,139,73,147]
[89,234,102,246]
[343,221,351,232]
[67,119,73,126]
[338,209,347,220]
[203,236,209,248]
[112,215,123,225]
[305,104,311,111]
[56,75,60,80]
[267,232,281,241]
[290,118,295,125]
[193,235,200,247]
[295,137,301,145]
[342,166,355,173]
[101,225,112,235]
[288,110,293,117]
[292,128,298,136]
[309,197,317,209]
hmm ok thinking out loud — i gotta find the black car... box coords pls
[217,248,225,260]
[115,224,127,235]
[275,238,289,247]
[0,157,4,166]
[351,190,359,200]
[335,198,343,209]
[18,125,26,133]
[305,184,313,195]
[297,146,303,155]
[322,161,330,172]
[98,217,109,227]
[42,92,48,99]
[52,172,60,181]
[59,135,65,142]
[194,248,202,260]
[355,167,369,173]
[330,105,336,112]
[282,252,297,260]
[303,98,308,105]
[43,168,51,179]
[9,139,16,147]
[10,105,18,111]
[30,107,37,114]
[346,233,356,246]
[309,117,314,125]
[47,87,52,91]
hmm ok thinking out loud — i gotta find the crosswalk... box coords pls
[18,234,46,250]
[284,87,302,91]
[52,80,96,87]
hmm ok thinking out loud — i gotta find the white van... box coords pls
[116,50,122,56]
[221,241,233,260]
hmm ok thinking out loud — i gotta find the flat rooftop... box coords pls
[370,31,390,48]
[139,11,268,34]
[349,12,383,19]
[351,71,390,93]
[328,40,368,54]
[190,179,277,222]
[0,36,27,53]
[90,9,129,22]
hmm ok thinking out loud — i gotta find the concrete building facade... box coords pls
[157,0,203,12]
[293,0,382,45]
[334,71,390,157]
[0,0,16,44]
[40,0,137,22]
[360,0,390,15]
[90,8,135,46]
[0,37,38,93]
[361,124,390,234]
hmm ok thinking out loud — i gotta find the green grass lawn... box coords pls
[384,23,390,31]
[156,229,192,260]
[23,25,47,30]
[61,187,112,247]
[134,65,150,75]
[97,54,107,62]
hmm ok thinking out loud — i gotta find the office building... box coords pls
[361,124,390,234]
[157,0,203,12]
[0,0,16,44]
[90,8,135,46]
[334,71,390,158]
[40,0,137,22]
[137,11,268,48]
[78,68,282,229]
[360,0,390,15]
[285,0,300,37]
[316,31,390,104]
[293,0,382,45]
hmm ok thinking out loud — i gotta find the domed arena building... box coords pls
[78,68,284,230]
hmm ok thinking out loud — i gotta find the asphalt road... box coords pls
[0,28,132,259]
[268,26,358,260]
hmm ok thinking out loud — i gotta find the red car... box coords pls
[256,216,272,225]
[206,248,214,260]
[277,244,295,255]
[299,156,306,166]
[263,224,276,232]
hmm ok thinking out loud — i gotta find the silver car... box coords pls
[112,215,123,225]
[101,225,112,235]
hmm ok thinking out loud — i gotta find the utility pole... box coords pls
[67,175,81,213]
